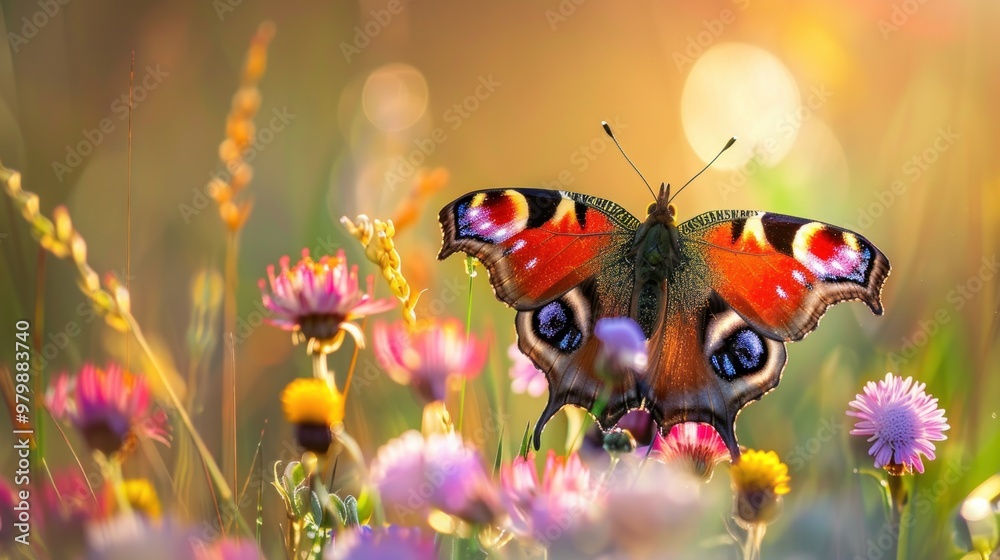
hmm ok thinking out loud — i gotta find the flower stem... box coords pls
[457,271,474,433]
[741,523,765,560]
[312,352,331,385]
[887,473,909,560]
[124,313,251,535]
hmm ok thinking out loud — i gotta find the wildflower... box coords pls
[370,431,501,527]
[196,539,263,560]
[45,363,170,457]
[87,515,196,560]
[259,248,395,354]
[500,451,596,543]
[594,317,648,373]
[40,470,98,558]
[508,343,547,398]
[101,478,162,520]
[281,378,345,454]
[326,526,436,560]
[729,449,790,525]
[372,319,487,403]
[0,478,17,550]
[341,215,420,327]
[589,459,704,558]
[652,422,731,481]
[847,372,950,475]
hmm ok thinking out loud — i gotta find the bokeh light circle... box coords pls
[681,43,801,170]
[362,63,429,132]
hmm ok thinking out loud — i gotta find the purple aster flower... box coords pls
[369,431,501,527]
[259,248,395,353]
[594,317,648,373]
[508,343,547,397]
[45,363,170,457]
[326,526,435,560]
[499,451,595,544]
[847,373,949,474]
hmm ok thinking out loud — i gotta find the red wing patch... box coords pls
[682,212,890,341]
[438,188,640,310]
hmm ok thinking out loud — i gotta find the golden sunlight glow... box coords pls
[681,43,800,170]
[362,63,429,132]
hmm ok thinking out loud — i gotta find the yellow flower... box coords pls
[281,378,345,426]
[105,479,162,520]
[729,449,790,524]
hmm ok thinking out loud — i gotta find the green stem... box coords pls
[887,474,910,560]
[569,390,609,453]
[457,270,474,433]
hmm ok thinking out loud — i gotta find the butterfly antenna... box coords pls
[668,136,737,204]
[602,121,657,201]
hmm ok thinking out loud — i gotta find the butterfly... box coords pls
[437,148,889,459]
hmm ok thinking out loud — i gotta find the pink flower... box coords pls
[847,373,950,474]
[500,451,596,543]
[45,363,170,456]
[327,526,435,560]
[373,319,487,402]
[40,470,98,558]
[196,539,263,560]
[259,249,395,352]
[651,422,731,480]
[0,478,17,550]
[508,343,547,397]
[369,431,501,526]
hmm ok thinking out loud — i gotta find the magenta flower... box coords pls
[259,249,395,352]
[500,451,596,543]
[0,478,17,550]
[327,526,436,560]
[594,317,648,373]
[652,422,731,480]
[369,431,501,527]
[847,373,950,474]
[508,343,547,397]
[40,470,98,558]
[45,363,170,456]
[373,319,487,402]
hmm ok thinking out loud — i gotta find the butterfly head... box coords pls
[646,182,678,226]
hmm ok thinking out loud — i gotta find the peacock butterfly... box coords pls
[436,129,890,458]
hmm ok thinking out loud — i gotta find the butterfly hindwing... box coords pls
[438,188,640,310]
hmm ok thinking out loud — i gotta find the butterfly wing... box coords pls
[643,210,890,456]
[438,188,640,310]
[438,189,645,446]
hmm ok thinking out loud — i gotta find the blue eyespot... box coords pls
[711,328,767,379]
[533,300,583,353]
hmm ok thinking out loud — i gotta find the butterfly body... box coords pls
[438,184,889,458]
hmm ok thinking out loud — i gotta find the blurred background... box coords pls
[1,0,998,557]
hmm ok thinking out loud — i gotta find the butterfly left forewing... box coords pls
[438,188,639,310]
